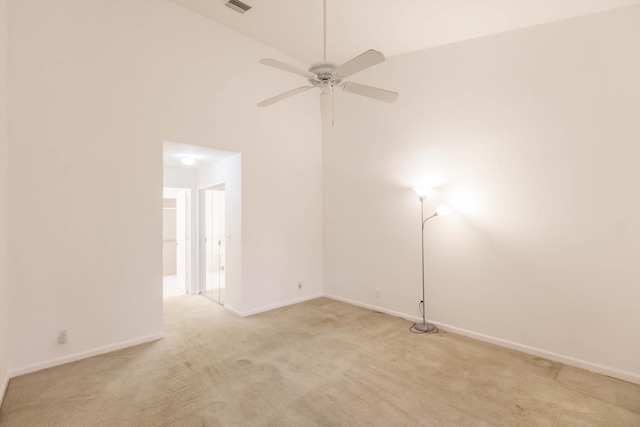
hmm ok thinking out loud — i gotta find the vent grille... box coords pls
[225,0,251,14]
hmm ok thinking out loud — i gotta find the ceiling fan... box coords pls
[257,0,398,123]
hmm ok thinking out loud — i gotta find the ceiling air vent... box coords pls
[225,0,251,14]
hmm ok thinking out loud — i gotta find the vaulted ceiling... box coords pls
[170,0,640,66]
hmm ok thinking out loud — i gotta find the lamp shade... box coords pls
[436,204,452,216]
[413,187,432,199]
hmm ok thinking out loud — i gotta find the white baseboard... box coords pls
[8,332,165,379]
[224,304,243,317]
[324,293,422,322]
[239,292,324,317]
[436,321,640,385]
[0,372,8,407]
[323,293,640,386]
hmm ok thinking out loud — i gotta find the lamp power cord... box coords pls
[410,300,438,334]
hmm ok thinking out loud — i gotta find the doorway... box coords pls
[200,185,225,305]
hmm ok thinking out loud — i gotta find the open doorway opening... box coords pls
[163,187,191,297]
[163,140,241,311]
[200,185,225,305]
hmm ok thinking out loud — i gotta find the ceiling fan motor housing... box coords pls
[308,62,343,87]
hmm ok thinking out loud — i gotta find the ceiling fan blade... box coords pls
[259,59,316,79]
[320,92,334,125]
[335,50,385,78]
[258,86,313,107]
[342,82,398,103]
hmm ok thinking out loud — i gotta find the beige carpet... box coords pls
[1,296,639,426]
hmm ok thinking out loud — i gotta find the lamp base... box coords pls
[413,322,437,333]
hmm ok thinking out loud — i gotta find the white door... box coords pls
[201,186,225,305]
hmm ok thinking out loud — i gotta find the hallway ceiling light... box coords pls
[181,157,196,166]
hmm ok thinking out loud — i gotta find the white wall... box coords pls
[234,128,324,315]
[0,0,10,401]
[164,166,198,189]
[323,5,640,384]
[6,0,323,376]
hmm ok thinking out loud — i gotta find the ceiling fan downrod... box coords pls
[323,0,327,62]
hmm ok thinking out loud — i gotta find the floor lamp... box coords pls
[412,188,451,334]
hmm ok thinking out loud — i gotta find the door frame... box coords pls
[175,188,190,293]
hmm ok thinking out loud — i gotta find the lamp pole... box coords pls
[415,195,438,333]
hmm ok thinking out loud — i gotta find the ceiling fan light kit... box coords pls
[257,0,398,123]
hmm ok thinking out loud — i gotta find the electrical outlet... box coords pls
[58,329,68,345]
[375,288,381,298]
[298,281,304,289]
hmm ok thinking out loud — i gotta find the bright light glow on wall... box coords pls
[413,187,432,199]
[449,187,479,216]
[412,172,446,192]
